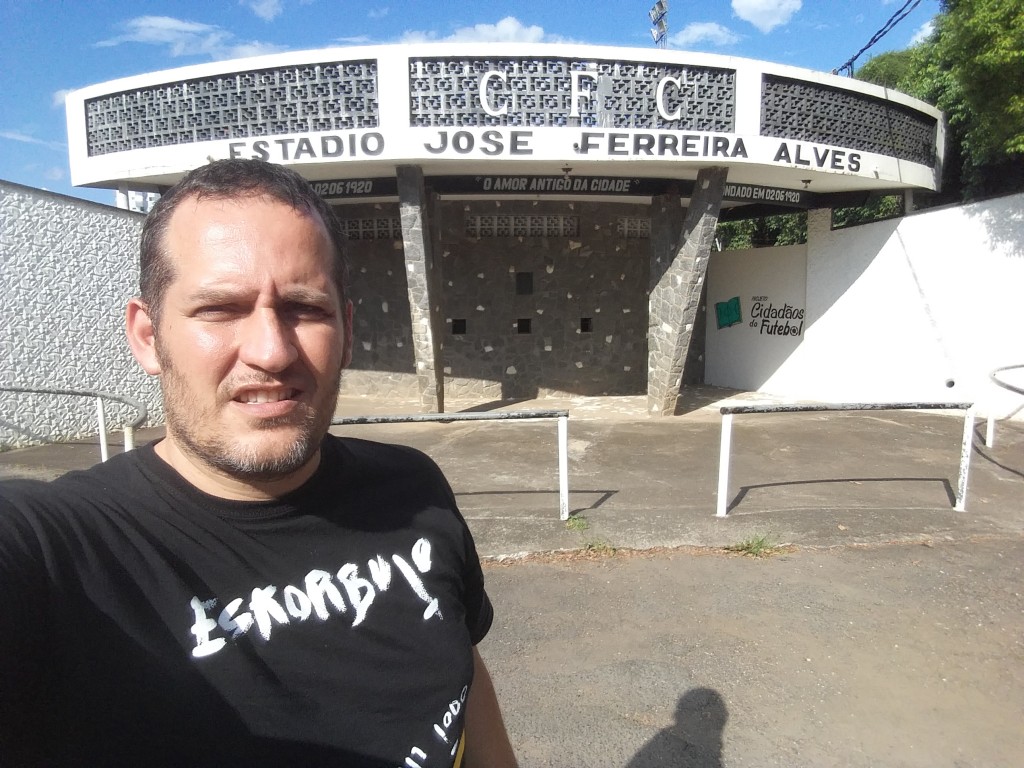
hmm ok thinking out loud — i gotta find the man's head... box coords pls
[139,159,349,327]
[126,159,353,499]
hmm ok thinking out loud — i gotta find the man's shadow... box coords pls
[627,688,727,768]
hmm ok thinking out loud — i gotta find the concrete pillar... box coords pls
[647,167,729,416]
[397,165,445,412]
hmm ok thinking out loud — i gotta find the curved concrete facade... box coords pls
[63,44,947,414]
[67,43,942,197]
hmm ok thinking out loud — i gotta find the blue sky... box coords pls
[0,0,939,205]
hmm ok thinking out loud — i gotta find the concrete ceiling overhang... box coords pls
[66,42,944,209]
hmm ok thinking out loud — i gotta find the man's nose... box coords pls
[238,309,299,371]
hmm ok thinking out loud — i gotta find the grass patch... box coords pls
[582,541,617,557]
[565,514,590,532]
[725,533,782,558]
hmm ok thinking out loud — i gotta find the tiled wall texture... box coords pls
[1,182,159,449]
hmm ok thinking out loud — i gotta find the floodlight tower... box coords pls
[649,0,668,48]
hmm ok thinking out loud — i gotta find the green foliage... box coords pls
[936,0,1024,161]
[725,533,782,558]
[582,541,617,557]
[832,194,905,229]
[856,0,1024,201]
[856,49,917,89]
[565,515,589,532]
[716,212,807,250]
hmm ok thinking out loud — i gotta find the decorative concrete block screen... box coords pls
[0,182,159,449]
[760,75,937,166]
[464,214,580,238]
[85,61,379,156]
[408,57,735,131]
[340,216,402,240]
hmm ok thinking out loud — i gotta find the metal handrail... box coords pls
[0,386,148,461]
[333,409,571,520]
[984,365,1024,448]
[990,365,1024,397]
[716,401,975,517]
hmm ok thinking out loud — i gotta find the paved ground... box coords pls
[482,537,1024,767]
[2,388,1022,765]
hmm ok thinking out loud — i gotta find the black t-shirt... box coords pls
[0,435,492,767]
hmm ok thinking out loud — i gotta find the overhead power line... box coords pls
[834,0,922,76]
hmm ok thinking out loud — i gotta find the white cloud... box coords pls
[335,35,374,45]
[671,22,741,48]
[0,130,66,152]
[368,7,389,20]
[910,19,935,46]
[731,0,802,34]
[241,0,284,21]
[229,41,287,58]
[400,16,552,44]
[96,16,284,60]
[52,89,73,109]
[44,166,66,181]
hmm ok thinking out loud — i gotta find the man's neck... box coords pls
[153,438,322,501]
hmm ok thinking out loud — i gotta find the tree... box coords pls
[832,194,904,229]
[716,212,806,250]
[857,0,1024,200]
[720,0,1022,245]
[936,0,1024,161]
[854,49,916,89]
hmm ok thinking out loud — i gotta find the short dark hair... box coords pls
[139,159,348,324]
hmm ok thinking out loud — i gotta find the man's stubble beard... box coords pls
[156,342,342,483]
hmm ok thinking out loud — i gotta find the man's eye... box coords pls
[195,305,241,319]
[285,303,331,320]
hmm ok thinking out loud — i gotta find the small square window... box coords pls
[517,318,532,334]
[451,318,467,335]
[515,272,534,295]
[580,317,593,333]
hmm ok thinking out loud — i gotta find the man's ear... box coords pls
[126,298,162,375]
[341,299,354,370]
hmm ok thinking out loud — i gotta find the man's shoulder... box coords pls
[0,448,147,519]
[324,434,444,477]
[320,435,457,509]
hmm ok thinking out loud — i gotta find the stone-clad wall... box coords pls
[0,187,656,448]
[340,202,419,399]
[340,199,652,401]
[1,185,662,445]
[439,200,651,400]
[0,182,157,449]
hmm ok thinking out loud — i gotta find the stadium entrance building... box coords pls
[66,43,944,414]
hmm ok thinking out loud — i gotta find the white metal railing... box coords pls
[716,401,975,517]
[0,386,148,462]
[985,365,1024,448]
[333,409,570,520]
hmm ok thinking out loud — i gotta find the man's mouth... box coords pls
[235,388,298,404]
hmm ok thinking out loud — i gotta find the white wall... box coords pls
[705,193,1024,418]
[705,244,808,391]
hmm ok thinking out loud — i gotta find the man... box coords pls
[0,159,518,767]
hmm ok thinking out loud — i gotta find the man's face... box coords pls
[142,194,350,488]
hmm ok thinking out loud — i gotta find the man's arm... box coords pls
[462,647,518,768]
[0,493,47,762]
